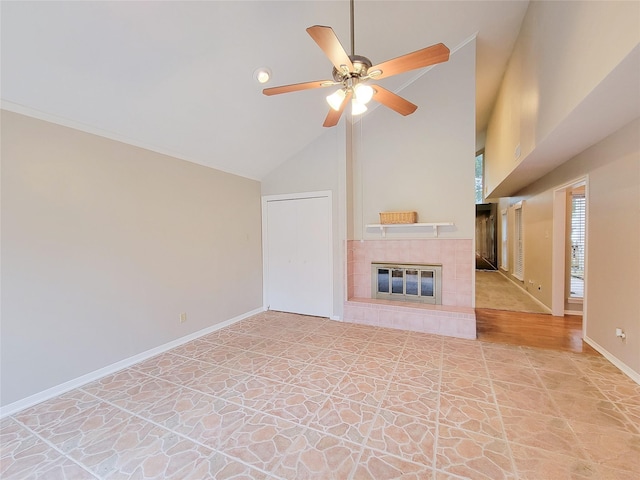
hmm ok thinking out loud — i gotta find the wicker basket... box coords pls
[379,211,417,224]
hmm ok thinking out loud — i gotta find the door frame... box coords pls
[552,176,588,334]
[261,190,334,317]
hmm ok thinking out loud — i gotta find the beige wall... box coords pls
[499,119,640,376]
[1,110,264,407]
[485,0,640,195]
[354,38,476,240]
[261,127,347,318]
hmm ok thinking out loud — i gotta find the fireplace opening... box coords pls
[372,263,442,304]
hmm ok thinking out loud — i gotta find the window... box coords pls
[570,193,585,298]
[500,209,508,270]
[475,151,484,204]
[513,203,524,281]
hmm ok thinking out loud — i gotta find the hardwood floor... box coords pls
[475,308,599,355]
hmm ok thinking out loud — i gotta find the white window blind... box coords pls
[501,209,508,270]
[513,204,524,280]
[570,194,586,298]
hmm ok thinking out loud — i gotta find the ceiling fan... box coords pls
[263,0,450,127]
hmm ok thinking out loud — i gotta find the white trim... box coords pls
[0,307,264,418]
[564,310,583,316]
[584,336,640,385]
[552,189,567,316]
[512,202,524,281]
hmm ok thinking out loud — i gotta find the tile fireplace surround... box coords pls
[345,239,476,339]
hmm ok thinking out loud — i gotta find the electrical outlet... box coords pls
[179,313,187,323]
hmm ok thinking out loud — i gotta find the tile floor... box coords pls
[2,311,639,479]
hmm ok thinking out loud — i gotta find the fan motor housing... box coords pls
[332,54,373,82]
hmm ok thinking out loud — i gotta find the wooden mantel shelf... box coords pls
[366,222,454,238]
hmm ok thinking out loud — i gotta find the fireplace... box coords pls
[371,263,442,305]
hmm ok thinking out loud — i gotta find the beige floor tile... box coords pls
[31,402,133,454]
[491,380,558,416]
[262,384,328,426]
[480,343,529,364]
[484,361,543,388]
[185,366,250,396]
[440,372,495,404]
[313,349,360,371]
[8,313,637,479]
[14,390,102,432]
[277,342,324,363]
[382,382,439,423]
[571,421,640,474]
[510,444,598,479]
[333,373,390,407]
[441,354,489,379]
[442,338,484,359]
[254,357,306,384]
[353,448,434,479]
[67,415,212,479]
[330,337,372,356]
[292,364,346,394]
[435,425,515,480]
[182,452,270,479]
[348,355,398,380]
[1,418,97,480]
[104,376,183,414]
[499,406,586,458]
[360,342,403,362]
[439,394,504,439]
[399,347,442,369]
[216,374,284,409]
[550,390,634,432]
[222,351,275,376]
[218,412,303,471]
[523,348,582,374]
[275,428,361,480]
[392,363,440,391]
[142,389,253,449]
[366,408,436,465]
[81,369,153,402]
[133,354,215,386]
[308,397,377,444]
[537,370,605,398]
[589,374,640,406]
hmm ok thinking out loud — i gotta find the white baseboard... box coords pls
[584,335,640,385]
[497,270,552,314]
[564,310,583,316]
[0,307,265,418]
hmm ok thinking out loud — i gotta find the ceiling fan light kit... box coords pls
[263,0,450,127]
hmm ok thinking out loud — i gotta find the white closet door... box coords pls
[265,195,332,317]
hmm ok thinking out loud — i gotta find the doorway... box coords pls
[552,178,587,327]
[475,203,497,270]
[262,192,333,318]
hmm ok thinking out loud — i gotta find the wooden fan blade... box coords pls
[307,25,354,73]
[372,86,418,116]
[323,91,352,127]
[369,43,449,80]
[263,80,335,96]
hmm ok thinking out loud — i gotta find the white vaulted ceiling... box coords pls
[1,1,529,180]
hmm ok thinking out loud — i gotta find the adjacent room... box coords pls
[2,1,638,479]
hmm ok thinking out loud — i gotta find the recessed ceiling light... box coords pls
[254,68,271,84]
